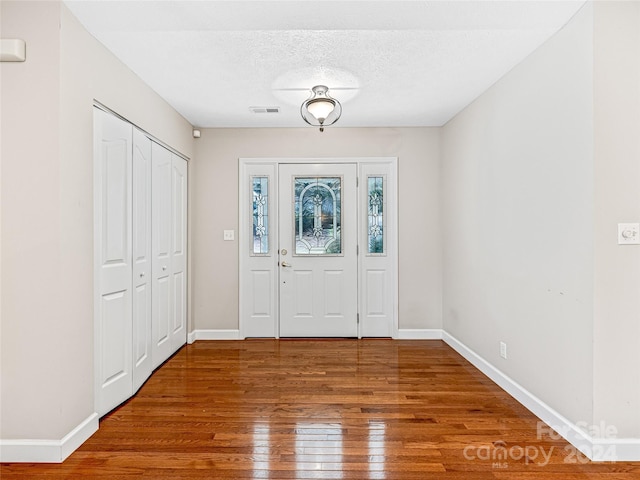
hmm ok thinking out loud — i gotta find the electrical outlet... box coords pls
[500,342,508,359]
[223,230,235,241]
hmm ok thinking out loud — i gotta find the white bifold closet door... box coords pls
[95,108,187,416]
[132,129,153,392]
[94,108,134,415]
[151,144,188,368]
[170,155,188,353]
[151,143,173,367]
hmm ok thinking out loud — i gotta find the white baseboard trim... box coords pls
[188,329,242,343]
[396,328,443,340]
[0,412,99,463]
[590,438,640,462]
[442,331,640,462]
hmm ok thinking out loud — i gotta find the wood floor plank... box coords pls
[2,339,638,479]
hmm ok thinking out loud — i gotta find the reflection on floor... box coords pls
[2,339,639,479]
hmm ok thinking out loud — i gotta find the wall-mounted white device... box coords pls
[618,223,640,245]
[0,39,26,62]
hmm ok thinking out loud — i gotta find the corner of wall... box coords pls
[0,414,98,463]
[440,0,595,434]
[592,0,640,440]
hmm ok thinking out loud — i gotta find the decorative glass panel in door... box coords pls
[294,176,342,255]
[367,176,384,254]
[252,176,269,255]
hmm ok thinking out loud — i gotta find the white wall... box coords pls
[592,1,640,438]
[192,127,441,332]
[1,0,66,439]
[0,1,193,442]
[442,3,595,428]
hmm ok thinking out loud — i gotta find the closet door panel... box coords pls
[96,107,189,416]
[94,108,133,416]
[152,142,173,368]
[172,270,185,344]
[170,155,188,351]
[132,129,153,391]
[156,276,171,341]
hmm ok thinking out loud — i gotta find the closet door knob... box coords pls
[162,266,167,271]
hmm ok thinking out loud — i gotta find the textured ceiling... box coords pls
[64,0,586,128]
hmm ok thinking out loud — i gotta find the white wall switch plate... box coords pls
[223,230,235,241]
[618,223,640,245]
[500,341,507,359]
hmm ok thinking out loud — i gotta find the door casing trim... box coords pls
[238,157,398,339]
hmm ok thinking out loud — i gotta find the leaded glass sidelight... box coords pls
[294,176,342,255]
[252,176,269,255]
[368,176,384,254]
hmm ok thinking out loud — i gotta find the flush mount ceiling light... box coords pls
[300,85,342,132]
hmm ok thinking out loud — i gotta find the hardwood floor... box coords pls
[2,339,639,479]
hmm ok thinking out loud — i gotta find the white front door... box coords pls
[278,163,358,337]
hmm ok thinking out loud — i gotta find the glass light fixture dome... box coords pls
[300,85,342,132]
